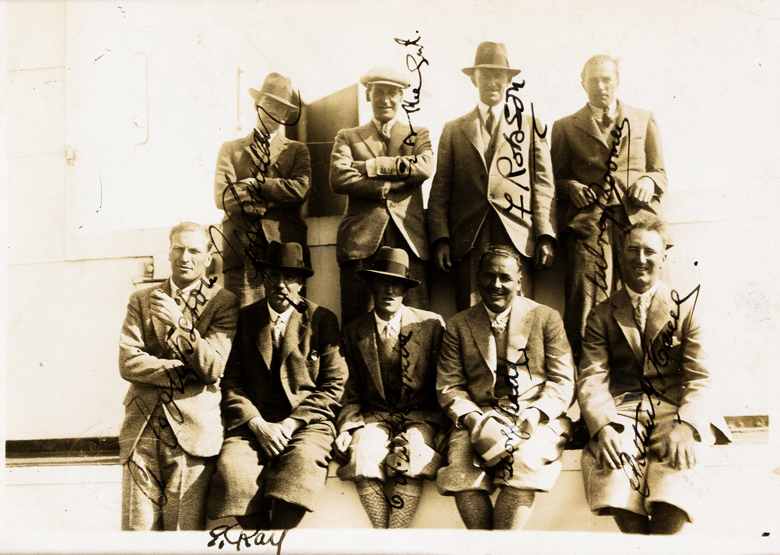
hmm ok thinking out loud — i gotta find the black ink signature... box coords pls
[208,524,287,554]
[394,32,428,176]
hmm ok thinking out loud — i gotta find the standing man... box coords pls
[333,247,446,529]
[577,219,731,534]
[330,67,433,326]
[428,42,557,312]
[436,244,574,530]
[208,241,347,529]
[214,73,312,308]
[118,222,238,530]
[551,55,668,363]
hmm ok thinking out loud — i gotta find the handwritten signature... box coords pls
[393,33,428,176]
[208,524,287,554]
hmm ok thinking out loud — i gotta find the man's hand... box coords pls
[333,430,353,465]
[248,416,292,458]
[462,412,481,433]
[590,424,624,470]
[433,239,452,273]
[534,236,556,270]
[628,176,655,206]
[569,182,594,208]
[221,184,265,219]
[518,407,542,438]
[150,290,186,329]
[351,161,367,175]
[650,420,697,470]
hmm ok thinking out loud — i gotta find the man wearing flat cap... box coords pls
[333,246,446,528]
[330,66,434,327]
[428,42,557,312]
[214,73,312,308]
[436,244,574,530]
[551,55,668,364]
[208,241,347,529]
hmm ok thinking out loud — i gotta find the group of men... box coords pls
[117,42,730,534]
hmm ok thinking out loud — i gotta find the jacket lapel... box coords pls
[253,302,274,371]
[399,305,422,377]
[466,305,495,371]
[356,314,385,399]
[151,280,171,347]
[644,281,672,348]
[572,104,607,149]
[357,122,384,159]
[387,122,409,156]
[458,107,487,169]
[506,297,533,364]
[269,133,288,167]
[613,289,644,367]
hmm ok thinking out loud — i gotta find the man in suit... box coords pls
[208,241,348,529]
[330,66,433,326]
[214,73,312,308]
[577,219,731,534]
[118,222,239,530]
[333,247,446,529]
[428,42,557,312]
[436,244,574,530]
[551,55,668,363]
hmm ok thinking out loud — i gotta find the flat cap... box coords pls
[359,67,410,89]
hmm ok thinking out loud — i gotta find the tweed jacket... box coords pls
[337,305,446,434]
[437,297,575,426]
[220,298,348,434]
[551,101,667,236]
[329,121,433,264]
[578,281,732,442]
[428,106,557,261]
[118,278,238,461]
[214,131,311,271]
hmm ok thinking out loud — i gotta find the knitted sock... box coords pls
[494,487,535,530]
[388,477,423,529]
[356,479,389,529]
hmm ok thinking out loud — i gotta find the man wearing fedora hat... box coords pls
[330,66,434,327]
[436,244,574,530]
[551,55,668,364]
[207,241,347,529]
[333,246,446,528]
[428,42,558,312]
[214,73,312,308]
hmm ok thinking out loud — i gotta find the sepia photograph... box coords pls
[3,0,779,553]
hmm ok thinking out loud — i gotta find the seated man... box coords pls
[208,241,348,529]
[118,222,238,530]
[333,247,446,529]
[436,244,575,530]
[578,219,732,534]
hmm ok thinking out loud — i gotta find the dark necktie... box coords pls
[602,108,613,128]
[486,109,496,136]
[380,123,392,153]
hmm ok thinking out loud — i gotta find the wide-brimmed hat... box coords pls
[257,241,313,277]
[471,412,524,467]
[249,73,297,109]
[357,247,419,287]
[462,42,521,77]
[359,67,411,89]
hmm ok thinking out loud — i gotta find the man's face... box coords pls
[582,61,619,109]
[367,84,403,123]
[619,229,666,293]
[477,254,522,313]
[371,275,409,321]
[169,230,212,289]
[256,96,292,135]
[263,268,304,313]
[472,68,512,107]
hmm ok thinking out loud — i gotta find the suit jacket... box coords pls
[118,279,239,461]
[329,121,433,263]
[551,101,667,236]
[428,106,557,261]
[214,131,311,271]
[220,298,348,434]
[338,305,446,433]
[437,297,575,426]
[578,281,731,443]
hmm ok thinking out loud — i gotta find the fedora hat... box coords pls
[357,247,420,287]
[359,67,411,89]
[249,73,298,109]
[462,42,521,77]
[257,241,313,277]
[471,412,524,467]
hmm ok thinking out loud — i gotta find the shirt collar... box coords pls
[625,281,659,306]
[483,303,512,325]
[478,101,502,123]
[254,129,278,143]
[588,101,618,119]
[373,117,397,133]
[169,277,202,299]
[374,308,403,335]
[268,301,295,325]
